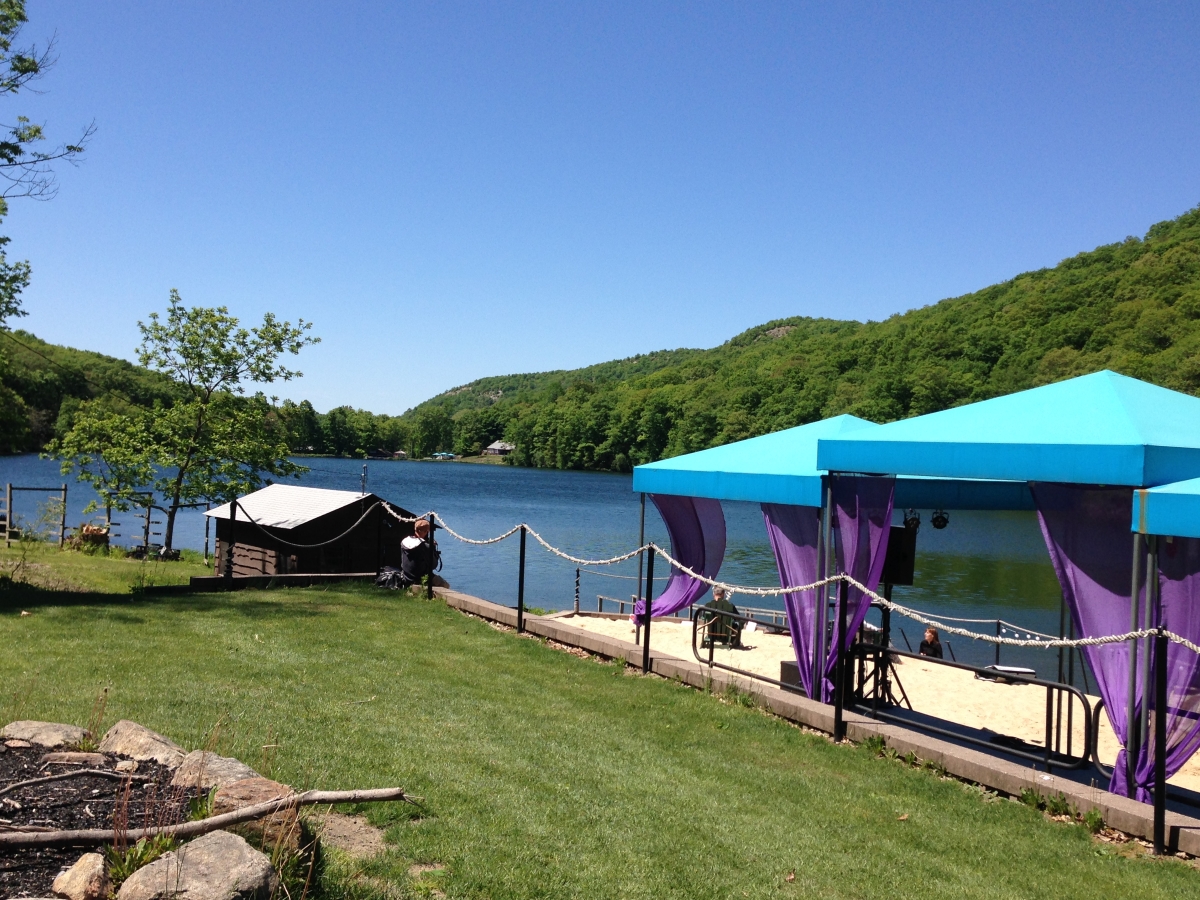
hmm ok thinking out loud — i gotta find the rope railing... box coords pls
[235,500,1200,658]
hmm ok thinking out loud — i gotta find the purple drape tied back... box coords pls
[633,495,726,619]
[825,475,895,701]
[1033,484,1143,797]
[762,503,822,698]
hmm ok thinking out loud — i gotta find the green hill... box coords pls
[0,329,176,454]
[406,204,1200,469]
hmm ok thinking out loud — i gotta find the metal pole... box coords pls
[426,518,437,599]
[1153,627,1168,855]
[574,567,580,613]
[641,547,656,674]
[833,579,848,741]
[881,584,893,704]
[1141,537,1159,749]
[4,482,10,547]
[995,620,1001,667]
[817,479,834,698]
[58,484,67,549]
[203,504,210,566]
[1126,531,1144,797]
[636,493,646,602]
[224,500,236,589]
[516,525,526,633]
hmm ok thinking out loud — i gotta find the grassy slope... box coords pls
[1,547,1195,899]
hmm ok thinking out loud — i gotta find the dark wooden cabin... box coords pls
[206,484,418,576]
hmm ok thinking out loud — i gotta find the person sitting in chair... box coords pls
[919,627,943,659]
[401,518,443,588]
[699,586,743,649]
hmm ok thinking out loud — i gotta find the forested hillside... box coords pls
[404,203,1200,470]
[5,204,1200,465]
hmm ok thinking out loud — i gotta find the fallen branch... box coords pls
[0,786,416,847]
[0,769,152,798]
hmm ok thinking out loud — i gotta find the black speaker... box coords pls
[880,525,916,586]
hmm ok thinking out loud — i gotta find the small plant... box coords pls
[189,785,218,821]
[1045,793,1072,817]
[1019,788,1045,810]
[920,758,947,777]
[1082,806,1105,834]
[882,747,900,761]
[721,684,757,708]
[861,735,886,756]
[73,687,109,752]
[105,835,178,889]
[901,751,918,767]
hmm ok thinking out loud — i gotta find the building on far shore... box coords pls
[484,440,515,456]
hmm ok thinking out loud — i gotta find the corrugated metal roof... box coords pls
[205,483,370,530]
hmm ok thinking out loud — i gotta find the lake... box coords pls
[0,454,1070,673]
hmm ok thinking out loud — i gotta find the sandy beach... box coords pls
[560,613,1200,794]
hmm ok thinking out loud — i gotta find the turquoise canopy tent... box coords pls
[1133,478,1200,539]
[815,370,1200,487]
[633,413,1033,510]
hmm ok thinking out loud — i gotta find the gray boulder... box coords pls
[1,720,88,748]
[99,720,187,768]
[170,750,259,791]
[52,852,111,900]
[117,830,277,900]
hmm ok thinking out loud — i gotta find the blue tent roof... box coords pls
[632,415,874,508]
[632,414,1035,510]
[1133,477,1200,538]
[816,371,1200,488]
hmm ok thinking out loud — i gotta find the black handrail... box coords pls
[689,605,804,694]
[849,643,1095,772]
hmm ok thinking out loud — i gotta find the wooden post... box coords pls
[58,484,67,549]
[224,500,236,589]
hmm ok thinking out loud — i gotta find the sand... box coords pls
[559,613,1200,793]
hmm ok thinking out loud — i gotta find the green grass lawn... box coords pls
[1,546,1197,899]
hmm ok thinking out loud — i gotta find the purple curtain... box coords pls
[1032,484,1145,798]
[822,475,895,701]
[634,494,726,619]
[762,503,822,697]
[1129,536,1200,801]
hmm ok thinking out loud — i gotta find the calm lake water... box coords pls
[0,454,1070,673]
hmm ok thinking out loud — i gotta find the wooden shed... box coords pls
[206,484,418,577]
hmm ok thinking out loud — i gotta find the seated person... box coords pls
[918,627,943,659]
[698,586,743,649]
[400,519,443,587]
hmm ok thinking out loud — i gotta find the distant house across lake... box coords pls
[484,441,515,456]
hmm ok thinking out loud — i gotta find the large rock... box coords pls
[52,852,111,900]
[99,720,187,768]
[213,777,299,851]
[171,751,259,791]
[1,721,88,748]
[117,830,277,900]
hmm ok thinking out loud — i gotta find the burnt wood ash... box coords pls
[0,745,201,898]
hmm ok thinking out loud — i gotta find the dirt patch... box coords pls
[308,810,386,858]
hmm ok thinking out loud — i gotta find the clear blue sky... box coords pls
[8,1,1200,414]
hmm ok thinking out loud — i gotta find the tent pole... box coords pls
[1126,531,1144,797]
[1153,626,1168,854]
[636,493,646,602]
[833,579,848,741]
[641,548,656,674]
[1141,537,1158,748]
[817,479,834,700]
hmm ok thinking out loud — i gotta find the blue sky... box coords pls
[7,1,1200,414]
